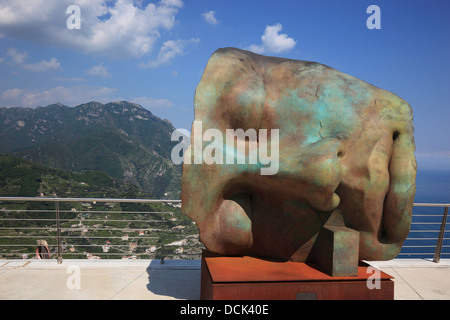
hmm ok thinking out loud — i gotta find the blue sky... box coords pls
[0,0,449,172]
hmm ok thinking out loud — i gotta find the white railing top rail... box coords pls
[0,196,181,203]
[0,197,447,206]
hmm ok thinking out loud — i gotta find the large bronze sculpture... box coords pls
[181,47,416,276]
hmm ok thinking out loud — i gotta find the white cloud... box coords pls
[87,63,112,78]
[0,0,187,59]
[202,11,218,25]
[160,0,183,8]
[130,96,173,109]
[6,48,61,72]
[141,38,199,68]
[0,86,175,112]
[1,88,25,104]
[0,85,117,107]
[53,77,87,82]
[248,23,296,54]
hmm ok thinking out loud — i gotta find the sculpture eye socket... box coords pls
[393,131,400,141]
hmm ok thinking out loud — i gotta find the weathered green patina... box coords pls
[181,47,416,272]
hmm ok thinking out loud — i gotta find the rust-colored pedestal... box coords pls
[201,254,394,300]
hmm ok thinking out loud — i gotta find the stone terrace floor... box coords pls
[1,258,450,300]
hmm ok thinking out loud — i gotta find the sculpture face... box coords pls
[181,47,416,262]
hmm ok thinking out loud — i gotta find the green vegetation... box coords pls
[0,159,201,259]
[0,101,182,198]
[0,155,140,198]
[0,102,201,260]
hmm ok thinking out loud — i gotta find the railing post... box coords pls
[433,206,449,263]
[55,201,63,264]
[160,202,165,264]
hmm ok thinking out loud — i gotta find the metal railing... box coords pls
[0,197,203,263]
[0,197,448,263]
[399,203,449,263]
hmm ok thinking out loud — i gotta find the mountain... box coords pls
[0,101,182,198]
[0,154,140,198]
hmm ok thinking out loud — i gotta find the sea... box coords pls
[400,169,450,259]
